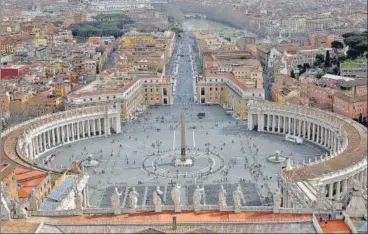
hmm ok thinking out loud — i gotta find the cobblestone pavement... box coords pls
[36,104,325,207]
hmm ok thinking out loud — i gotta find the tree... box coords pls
[332,66,339,75]
[347,49,359,59]
[343,32,368,56]
[331,40,344,52]
[303,63,310,70]
[325,50,331,67]
[316,72,324,79]
[316,54,324,62]
[338,54,348,63]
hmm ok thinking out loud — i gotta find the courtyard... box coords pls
[35,104,325,207]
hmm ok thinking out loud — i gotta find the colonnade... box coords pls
[247,101,367,205]
[248,113,344,153]
[325,168,367,199]
[18,106,121,161]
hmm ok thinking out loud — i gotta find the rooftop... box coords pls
[340,57,368,69]
[321,74,355,81]
[55,211,313,224]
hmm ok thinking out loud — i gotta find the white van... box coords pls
[285,134,303,144]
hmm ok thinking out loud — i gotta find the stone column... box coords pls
[34,137,38,155]
[283,116,286,134]
[267,114,270,131]
[56,127,60,144]
[342,179,348,193]
[61,125,65,143]
[66,124,70,142]
[42,133,46,151]
[71,123,75,141]
[324,128,328,147]
[92,119,96,136]
[51,129,55,147]
[248,114,253,130]
[293,118,297,135]
[47,130,51,149]
[307,122,310,140]
[82,121,85,138]
[332,134,336,153]
[33,138,36,156]
[336,181,341,200]
[116,117,121,133]
[288,117,291,134]
[272,115,276,132]
[316,125,320,144]
[257,114,262,131]
[97,118,101,135]
[359,171,364,185]
[278,116,282,133]
[75,121,80,140]
[41,134,44,152]
[87,120,91,137]
[104,118,108,136]
[329,183,334,199]
[330,130,333,149]
[108,118,111,135]
[298,120,302,137]
[303,120,307,138]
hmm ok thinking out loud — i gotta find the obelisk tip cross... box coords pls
[181,111,186,161]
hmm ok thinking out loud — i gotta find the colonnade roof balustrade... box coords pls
[247,101,367,182]
[1,105,118,173]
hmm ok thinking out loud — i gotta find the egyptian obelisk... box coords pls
[181,112,186,161]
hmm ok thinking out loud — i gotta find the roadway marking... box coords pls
[192,131,196,148]
[173,131,176,150]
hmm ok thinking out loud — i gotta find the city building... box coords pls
[1,65,31,80]
[333,79,367,119]
[340,57,368,78]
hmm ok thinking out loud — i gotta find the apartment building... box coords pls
[65,73,173,120]
[281,47,333,74]
[340,58,368,78]
[196,73,264,119]
[271,75,300,104]
[333,79,367,119]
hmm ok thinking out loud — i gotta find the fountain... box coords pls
[82,153,99,167]
[267,150,287,164]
